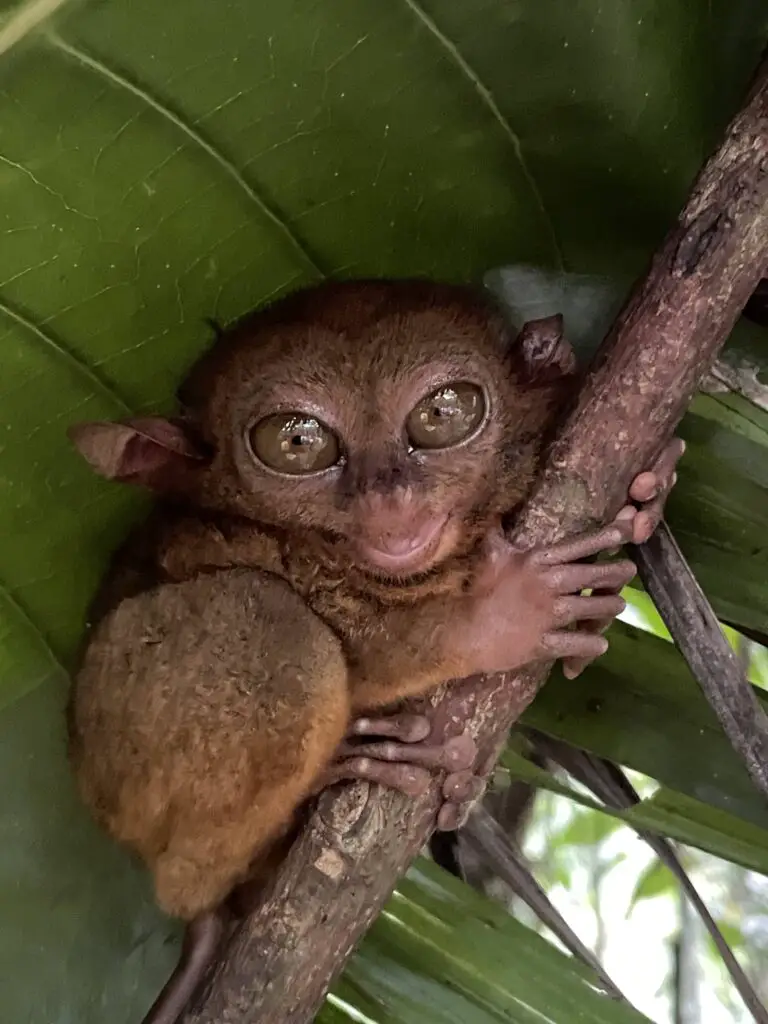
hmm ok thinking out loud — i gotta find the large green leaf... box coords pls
[322,860,653,1024]
[501,745,768,877]
[0,678,178,1024]
[1,0,766,712]
[0,0,767,1021]
[522,622,768,831]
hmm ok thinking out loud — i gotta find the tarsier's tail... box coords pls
[138,824,299,1024]
[139,909,226,1024]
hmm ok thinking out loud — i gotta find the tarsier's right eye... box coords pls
[406,382,486,450]
[248,413,341,475]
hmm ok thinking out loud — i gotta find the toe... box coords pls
[442,734,478,772]
[628,470,659,503]
[436,802,469,831]
[435,772,486,832]
[350,713,431,743]
[339,756,433,796]
[631,508,656,544]
[442,770,486,805]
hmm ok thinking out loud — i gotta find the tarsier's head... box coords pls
[69,279,576,579]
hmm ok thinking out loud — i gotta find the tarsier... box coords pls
[66,279,683,1024]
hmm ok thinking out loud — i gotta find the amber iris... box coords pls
[249,413,341,474]
[406,382,486,449]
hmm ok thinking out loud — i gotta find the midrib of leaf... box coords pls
[0,0,71,56]
[0,297,132,413]
[324,994,376,1024]
[400,0,565,272]
[48,33,329,281]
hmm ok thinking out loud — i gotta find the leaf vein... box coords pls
[0,152,97,221]
[0,575,67,680]
[48,34,328,280]
[0,296,132,413]
[400,0,564,270]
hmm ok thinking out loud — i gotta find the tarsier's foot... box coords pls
[323,712,485,831]
[560,436,685,678]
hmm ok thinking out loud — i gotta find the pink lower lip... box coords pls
[360,517,447,573]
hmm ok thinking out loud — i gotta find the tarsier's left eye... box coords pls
[248,413,341,475]
[406,382,486,450]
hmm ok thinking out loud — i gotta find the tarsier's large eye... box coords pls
[248,413,341,475]
[406,382,486,450]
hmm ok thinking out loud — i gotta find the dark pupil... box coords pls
[429,391,461,423]
[280,419,322,458]
[273,416,330,467]
[251,412,340,474]
[406,382,484,450]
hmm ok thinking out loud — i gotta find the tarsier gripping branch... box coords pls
[66,278,682,1024]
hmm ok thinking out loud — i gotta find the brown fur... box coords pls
[67,278,574,922]
[70,570,348,918]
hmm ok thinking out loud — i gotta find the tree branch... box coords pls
[631,523,768,800]
[182,55,768,1024]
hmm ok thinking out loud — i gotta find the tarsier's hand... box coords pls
[460,436,685,680]
[560,435,684,678]
[460,523,636,676]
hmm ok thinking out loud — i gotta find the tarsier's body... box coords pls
[67,279,681,1023]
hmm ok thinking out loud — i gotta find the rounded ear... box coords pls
[67,416,207,489]
[515,315,579,384]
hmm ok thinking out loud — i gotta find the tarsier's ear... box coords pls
[67,416,207,488]
[515,315,579,385]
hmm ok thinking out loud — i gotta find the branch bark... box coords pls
[182,56,768,1024]
[632,522,768,800]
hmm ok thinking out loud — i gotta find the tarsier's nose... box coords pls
[354,487,448,573]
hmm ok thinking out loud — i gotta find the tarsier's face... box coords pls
[70,280,560,580]
[192,281,547,579]
[233,367,495,576]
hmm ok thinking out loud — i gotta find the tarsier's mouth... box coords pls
[358,514,449,575]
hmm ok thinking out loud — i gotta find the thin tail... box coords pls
[140,910,225,1024]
